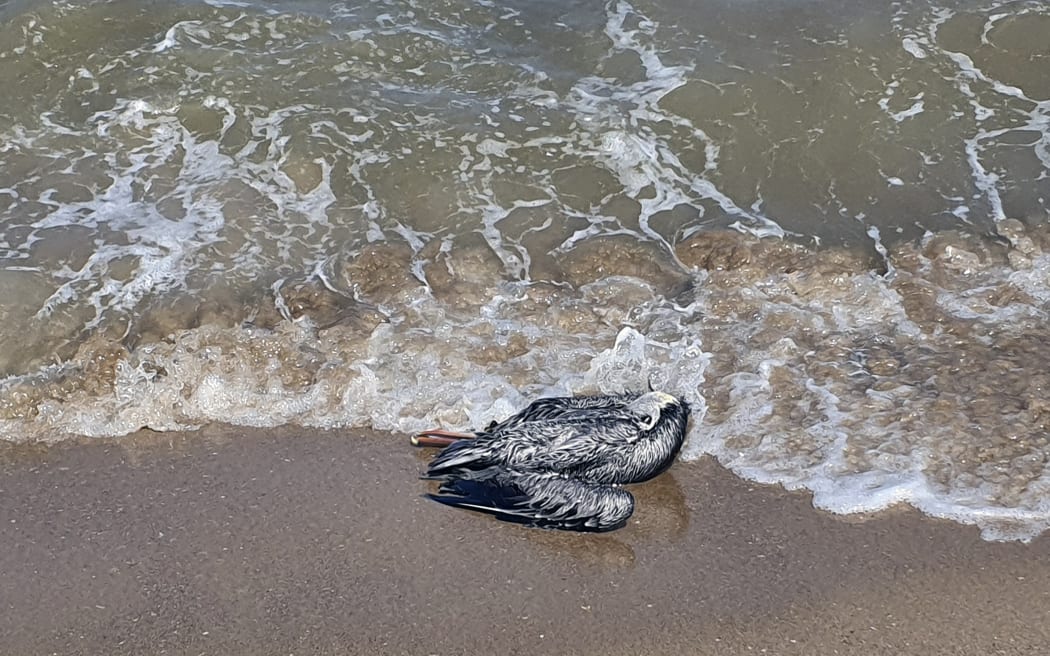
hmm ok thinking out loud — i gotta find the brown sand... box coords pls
[1,426,1048,655]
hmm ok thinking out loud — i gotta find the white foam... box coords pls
[901,37,927,59]
[890,99,924,122]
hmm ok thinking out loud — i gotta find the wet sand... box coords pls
[2,426,1048,655]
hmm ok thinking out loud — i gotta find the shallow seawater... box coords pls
[1,0,1049,541]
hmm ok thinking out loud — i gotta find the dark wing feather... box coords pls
[429,470,635,532]
[424,437,506,479]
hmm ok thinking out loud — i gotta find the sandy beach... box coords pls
[4,0,1050,652]
[0,426,1047,655]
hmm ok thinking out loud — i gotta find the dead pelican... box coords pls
[412,391,690,532]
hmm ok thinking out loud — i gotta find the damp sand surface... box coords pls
[2,426,1049,655]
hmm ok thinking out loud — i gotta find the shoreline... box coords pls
[2,425,1049,655]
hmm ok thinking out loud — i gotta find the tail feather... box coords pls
[428,470,634,532]
[425,438,498,479]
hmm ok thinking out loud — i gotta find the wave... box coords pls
[3,223,1050,541]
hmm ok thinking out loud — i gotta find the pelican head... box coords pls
[627,390,690,433]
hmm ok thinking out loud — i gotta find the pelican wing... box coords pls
[429,470,635,532]
[484,394,638,432]
[426,416,643,480]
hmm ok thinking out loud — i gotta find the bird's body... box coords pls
[416,391,690,532]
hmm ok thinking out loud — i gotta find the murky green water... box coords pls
[1,0,1050,540]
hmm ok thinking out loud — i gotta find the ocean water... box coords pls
[2,0,1050,541]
